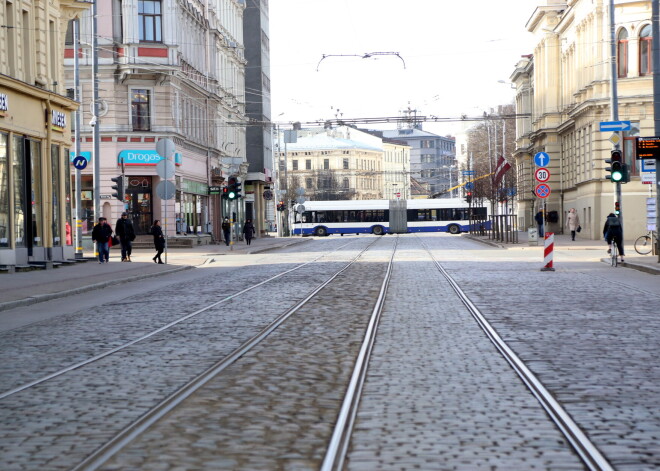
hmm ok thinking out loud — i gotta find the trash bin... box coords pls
[528,227,538,246]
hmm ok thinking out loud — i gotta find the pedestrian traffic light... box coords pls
[221,186,229,199]
[465,191,472,203]
[110,175,125,201]
[227,176,237,200]
[606,150,626,183]
[234,180,242,198]
[614,201,620,215]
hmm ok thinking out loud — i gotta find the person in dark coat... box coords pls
[243,219,255,245]
[91,217,113,263]
[603,213,624,261]
[151,219,165,264]
[115,212,136,262]
[222,217,231,246]
[534,210,544,237]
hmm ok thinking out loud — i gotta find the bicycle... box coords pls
[634,231,656,255]
[610,239,618,267]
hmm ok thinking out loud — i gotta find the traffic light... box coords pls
[110,175,125,201]
[614,201,620,215]
[221,186,229,199]
[465,191,472,203]
[227,176,237,200]
[277,200,285,211]
[606,150,627,183]
[234,180,242,198]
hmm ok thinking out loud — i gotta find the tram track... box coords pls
[0,240,360,401]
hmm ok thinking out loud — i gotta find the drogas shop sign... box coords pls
[117,150,182,166]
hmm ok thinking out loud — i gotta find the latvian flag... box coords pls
[493,155,511,186]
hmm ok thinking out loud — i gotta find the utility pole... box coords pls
[609,0,623,235]
[653,0,660,262]
[73,18,83,258]
[92,0,101,225]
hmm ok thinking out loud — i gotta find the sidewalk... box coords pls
[0,236,312,312]
[465,230,660,275]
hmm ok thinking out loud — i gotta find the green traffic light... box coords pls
[228,191,237,200]
[611,171,623,182]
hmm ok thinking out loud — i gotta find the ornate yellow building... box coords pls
[512,0,652,240]
[0,1,89,267]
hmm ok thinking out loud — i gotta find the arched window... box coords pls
[617,28,628,78]
[640,24,653,76]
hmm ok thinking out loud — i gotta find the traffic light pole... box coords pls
[653,0,660,262]
[609,0,624,238]
[73,18,83,258]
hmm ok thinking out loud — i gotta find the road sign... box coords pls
[295,196,306,204]
[534,152,550,167]
[295,187,305,196]
[465,182,474,190]
[609,133,621,145]
[156,180,176,200]
[156,159,175,179]
[462,170,475,175]
[534,183,551,199]
[535,167,550,183]
[156,138,176,160]
[395,192,401,198]
[599,120,631,132]
[296,204,305,214]
[642,159,656,172]
[72,155,88,170]
[263,190,273,200]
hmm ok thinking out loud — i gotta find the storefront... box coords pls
[177,178,210,234]
[1,82,76,267]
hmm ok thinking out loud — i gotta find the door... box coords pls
[125,176,153,234]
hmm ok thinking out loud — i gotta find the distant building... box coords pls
[382,127,456,198]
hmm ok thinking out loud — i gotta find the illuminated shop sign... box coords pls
[117,150,182,166]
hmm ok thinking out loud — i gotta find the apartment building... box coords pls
[0,0,90,267]
[65,0,247,240]
[512,0,652,239]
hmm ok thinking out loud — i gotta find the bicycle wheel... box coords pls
[634,235,653,255]
[611,243,618,267]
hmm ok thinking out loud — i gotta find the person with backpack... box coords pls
[603,213,624,262]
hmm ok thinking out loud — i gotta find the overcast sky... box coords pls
[268,0,538,136]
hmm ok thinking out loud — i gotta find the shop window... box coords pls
[64,148,73,245]
[30,140,42,247]
[51,145,61,246]
[0,133,8,248]
[12,137,25,247]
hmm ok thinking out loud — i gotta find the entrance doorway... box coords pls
[125,176,152,234]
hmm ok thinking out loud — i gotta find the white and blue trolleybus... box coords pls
[292,199,490,236]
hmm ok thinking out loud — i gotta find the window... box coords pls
[13,137,25,247]
[323,159,329,170]
[343,177,349,189]
[131,89,151,131]
[617,29,628,78]
[29,140,42,247]
[292,160,298,171]
[640,25,652,76]
[343,158,349,169]
[305,159,311,170]
[0,133,8,247]
[421,140,434,148]
[139,0,162,42]
[51,145,61,246]
[305,177,313,189]
[64,148,73,245]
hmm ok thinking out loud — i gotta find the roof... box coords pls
[285,133,382,152]
[382,128,455,141]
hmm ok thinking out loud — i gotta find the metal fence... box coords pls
[489,214,519,244]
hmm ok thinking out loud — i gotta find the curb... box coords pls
[599,258,660,275]
[0,265,193,312]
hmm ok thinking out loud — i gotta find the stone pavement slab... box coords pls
[0,237,311,312]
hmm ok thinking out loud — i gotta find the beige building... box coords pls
[511,0,653,241]
[0,0,89,267]
[278,127,410,201]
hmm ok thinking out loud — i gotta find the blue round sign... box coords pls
[534,152,550,167]
[72,155,88,170]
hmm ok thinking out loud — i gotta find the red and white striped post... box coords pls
[541,232,556,271]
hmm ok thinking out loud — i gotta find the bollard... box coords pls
[540,232,555,271]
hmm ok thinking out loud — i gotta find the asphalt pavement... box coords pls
[0,231,657,313]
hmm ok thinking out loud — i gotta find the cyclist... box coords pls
[603,212,624,262]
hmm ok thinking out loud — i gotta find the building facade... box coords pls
[0,0,90,267]
[512,0,652,240]
[243,0,273,236]
[65,0,247,242]
[382,126,457,198]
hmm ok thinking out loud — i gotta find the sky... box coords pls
[268,0,539,136]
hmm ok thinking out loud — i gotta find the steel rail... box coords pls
[422,241,614,471]
[321,236,398,471]
[0,240,358,401]
[72,237,384,471]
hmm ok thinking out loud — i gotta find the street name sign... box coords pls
[599,120,631,132]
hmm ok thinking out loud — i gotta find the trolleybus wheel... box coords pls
[372,225,384,236]
[448,224,461,235]
[314,226,328,237]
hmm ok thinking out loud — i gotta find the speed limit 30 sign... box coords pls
[535,167,551,183]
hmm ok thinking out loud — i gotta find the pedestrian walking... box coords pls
[222,217,231,246]
[91,217,113,263]
[535,210,544,237]
[151,219,165,264]
[115,212,136,261]
[566,208,580,241]
[243,218,255,245]
[603,212,625,262]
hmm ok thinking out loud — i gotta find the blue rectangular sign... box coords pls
[599,121,631,132]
